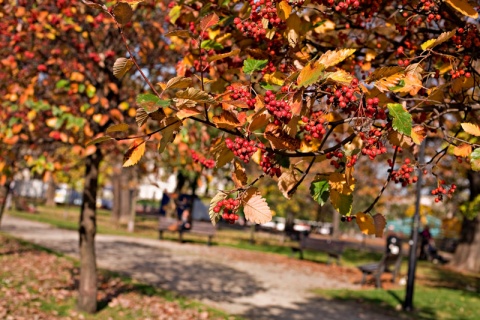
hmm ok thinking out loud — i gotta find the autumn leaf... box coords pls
[207,49,240,62]
[276,1,292,21]
[209,191,227,226]
[264,124,300,150]
[243,194,272,224]
[158,117,182,153]
[461,123,480,137]
[85,135,112,147]
[444,0,478,18]
[373,213,386,238]
[317,49,356,68]
[232,159,247,188]
[176,107,202,119]
[248,111,270,132]
[325,70,354,85]
[453,143,472,157]
[162,76,193,91]
[411,125,426,144]
[123,140,146,167]
[165,30,192,39]
[278,169,298,199]
[366,66,404,83]
[106,123,129,133]
[328,172,355,195]
[356,212,376,235]
[212,111,242,130]
[296,60,325,88]
[200,12,219,30]
[421,30,456,50]
[211,138,234,168]
[176,88,215,103]
[113,2,133,25]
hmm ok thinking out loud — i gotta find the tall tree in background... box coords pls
[0,0,176,312]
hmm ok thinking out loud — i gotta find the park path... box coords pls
[1,215,405,320]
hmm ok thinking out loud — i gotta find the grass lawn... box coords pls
[315,261,480,320]
[0,234,238,319]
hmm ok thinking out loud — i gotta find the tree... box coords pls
[91,0,479,240]
[0,0,178,312]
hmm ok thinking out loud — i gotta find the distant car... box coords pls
[54,186,82,206]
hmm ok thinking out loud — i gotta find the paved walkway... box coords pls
[1,215,405,320]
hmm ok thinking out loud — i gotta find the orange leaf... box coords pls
[411,125,426,144]
[356,212,376,235]
[453,143,472,157]
[373,213,386,238]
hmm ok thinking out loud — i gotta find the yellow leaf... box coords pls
[296,60,325,88]
[356,212,376,235]
[453,143,472,157]
[461,123,480,136]
[318,49,356,68]
[326,70,354,85]
[264,71,287,86]
[366,66,404,83]
[444,0,478,18]
[232,159,247,188]
[276,1,292,21]
[411,125,426,144]
[314,19,335,34]
[329,172,355,195]
[421,30,456,51]
[106,123,129,133]
[123,140,146,167]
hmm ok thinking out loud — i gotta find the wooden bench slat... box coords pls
[158,218,216,246]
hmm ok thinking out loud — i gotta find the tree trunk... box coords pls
[451,171,480,273]
[45,174,56,207]
[0,182,12,228]
[332,210,340,239]
[78,149,102,313]
[118,167,134,224]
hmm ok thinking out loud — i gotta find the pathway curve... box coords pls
[1,215,406,320]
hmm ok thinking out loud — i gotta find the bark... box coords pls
[332,210,340,239]
[118,167,135,224]
[45,175,56,207]
[451,171,480,273]
[0,182,12,229]
[77,148,102,313]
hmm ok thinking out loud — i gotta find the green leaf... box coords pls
[310,179,330,206]
[200,40,224,50]
[330,190,353,216]
[260,83,280,91]
[55,79,70,89]
[136,94,170,111]
[388,79,405,91]
[470,148,480,171]
[387,103,412,136]
[243,59,268,74]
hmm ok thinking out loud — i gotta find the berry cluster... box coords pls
[302,112,327,142]
[449,68,471,79]
[431,181,456,203]
[364,97,387,120]
[233,0,284,41]
[326,149,345,169]
[388,158,418,187]
[213,198,240,224]
[260,151,282,177]
[326,79,359,113]
[226,85,256,109]
[225,137,257,163]
[359,127,387,160]
[265,90,292,124]
[191,150,215,169]
[452,24,480,50]
[261,61,277,75]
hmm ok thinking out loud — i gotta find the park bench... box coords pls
[292,235,346,265]
[357,235,403,288]
[158,217,216,246]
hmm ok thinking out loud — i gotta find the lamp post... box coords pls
[403,140,426,311]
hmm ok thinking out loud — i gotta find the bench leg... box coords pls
[179,232,184,243]
[361,272,367,285]
[207,236,212,246]
[159,230,163,240]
